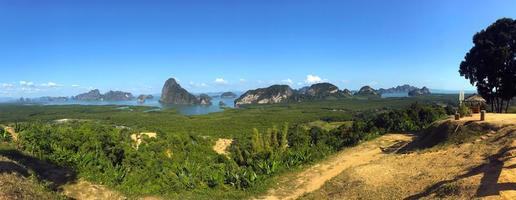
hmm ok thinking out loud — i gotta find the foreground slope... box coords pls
[254,134,415,200]
[302,113,516,200]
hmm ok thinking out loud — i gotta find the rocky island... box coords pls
[355,86,380,96]
[103,91,134,101]
[235,82,354,106]
[220,92,237,98]
[299,83,351,100]
[377,84,419,94]
[159,78,212,105]
[73,89,134,101]
[137,95,154,104]
[408,86,431,96]
[74,89,103,101]
[235,85,295,106]
[198,94,212,105]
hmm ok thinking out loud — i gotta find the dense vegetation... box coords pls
[1,101,448,199]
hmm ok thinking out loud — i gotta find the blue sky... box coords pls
[0,0,515,97]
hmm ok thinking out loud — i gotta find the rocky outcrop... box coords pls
[297,86,310,95]
[235,85,294,106]
[377,84,419,94]
[137,95,154,104]
[306,83,339,96]
[198,94,212,105]
[342,89,353,96]
[299,83,351,100]
[103,91,134,101]
[220,92,237,98]
[159,78,199,105]
[74,89,134,101]
[74,89,103,101]
[219,101,227,107]
[408,87,431,96]
[356,86,379,96]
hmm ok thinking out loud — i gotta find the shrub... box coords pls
[458,104,471,118]
[0,128,11,142]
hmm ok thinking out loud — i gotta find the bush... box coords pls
[458,104,471,118]
[0,128,11,142]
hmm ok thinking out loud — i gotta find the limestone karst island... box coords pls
[0,1,515,200]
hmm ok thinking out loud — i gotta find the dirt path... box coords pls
[254,133,414,200]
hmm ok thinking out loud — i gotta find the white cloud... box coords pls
[71,84,80,87]
[41,82,60,87]
[305,74,323,84]
[1,83,14,88]
[189,81,208,87]
[19,81,34,87]
[281,78,293,85]
[214,78,228,85]
[239,78,246,83]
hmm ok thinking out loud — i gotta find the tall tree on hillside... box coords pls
[459,18,516,113]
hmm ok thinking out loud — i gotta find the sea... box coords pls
[11,93,240,116]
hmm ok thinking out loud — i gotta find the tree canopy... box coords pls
[459,18,516,113]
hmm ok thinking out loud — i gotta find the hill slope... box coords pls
[301,114,516,200]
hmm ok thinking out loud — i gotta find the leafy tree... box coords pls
[459,18,516,113]
[279,123,289,151]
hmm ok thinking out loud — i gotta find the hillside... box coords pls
[301,114,516,199]
[0,144,65,200]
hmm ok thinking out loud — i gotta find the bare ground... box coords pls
[253,133,415,200]
[62,180,126,200]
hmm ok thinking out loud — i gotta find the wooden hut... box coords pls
[464,94,486,113]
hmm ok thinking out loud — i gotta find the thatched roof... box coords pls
[464,94,486,103]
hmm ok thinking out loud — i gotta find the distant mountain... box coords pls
[74,89,134,101]
[159,78,211,105]
[198,94,212,105]
[74,89,103,101]
[342,89,353,96]
[377,84,419,94]
[408,87,431,96]
[235,85,295,106]
[355,86,380,96]
[299,83,351,100]
[235,82,353,106]
[220,92,237,98]
[103,91,134,101]
[137,94,154,104]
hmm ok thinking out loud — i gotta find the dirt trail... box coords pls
[459,113,516,126]
[62,180,126,200]
[255,133,414,200]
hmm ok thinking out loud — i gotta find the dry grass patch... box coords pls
[213,138,233,156]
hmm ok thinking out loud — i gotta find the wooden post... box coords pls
[480,110,486,121]
[455,112,460,120]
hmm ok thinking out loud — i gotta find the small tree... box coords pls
[459,18,516,113]
[251,128,262,154]
[279,123,289,151]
